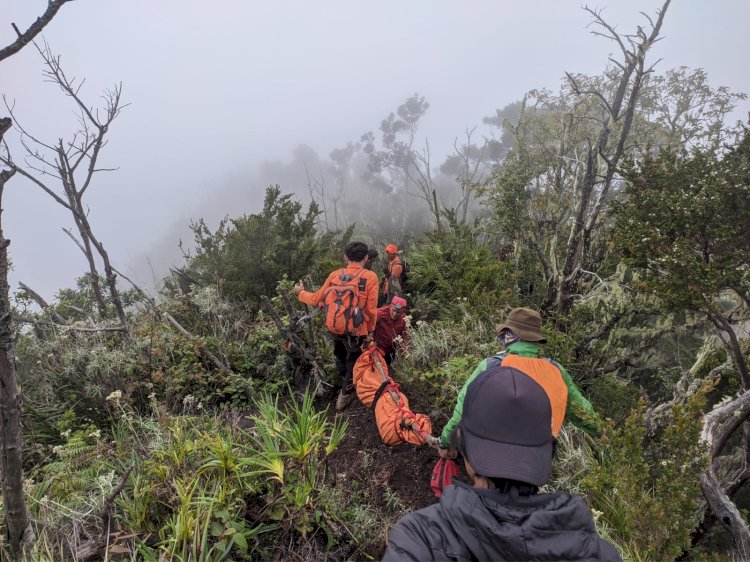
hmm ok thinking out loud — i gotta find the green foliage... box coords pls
[407,224,517,321]
[12,422,120,560]
[15,123,750,561]
[397,308,497,412]
[585,374,641,422]
[481,68,746,315]
[582,389,709,561]
[409,354,477,413]
[16,327,142,431]
[611,131,750,312]
[15,386,348,560]
[637,67,747,152]
[401,310,496,370]
[184,185,352,306]
[16,282,301,435]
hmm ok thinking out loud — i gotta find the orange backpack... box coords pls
[322,268,368,336]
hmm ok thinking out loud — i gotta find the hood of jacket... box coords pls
[384,481,621,561]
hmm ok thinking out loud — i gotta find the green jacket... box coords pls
[439,341,599,448]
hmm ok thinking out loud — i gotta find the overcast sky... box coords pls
[1,0,749,299]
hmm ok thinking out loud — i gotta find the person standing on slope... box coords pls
[294,241,379,411]
[380,243,404,306]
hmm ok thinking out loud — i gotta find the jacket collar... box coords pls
[505,341,541,357]
[343,263,365,272]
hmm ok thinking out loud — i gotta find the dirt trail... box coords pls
[325,396,441,512]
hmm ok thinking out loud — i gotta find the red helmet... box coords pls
[385,244,398,254]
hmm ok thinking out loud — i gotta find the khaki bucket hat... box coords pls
[495,307,546,343]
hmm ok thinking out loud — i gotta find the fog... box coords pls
[1,0,749,299]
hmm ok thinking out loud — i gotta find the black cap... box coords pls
[461,366,554,486]
[367,248,379,260]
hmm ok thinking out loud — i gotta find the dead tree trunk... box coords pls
[648,331,750,556]
[57,146,107,317]
[0,120,33,558]
[0,3,74,556]
[700,389,750,557]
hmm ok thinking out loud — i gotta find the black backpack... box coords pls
[399,257,410,284]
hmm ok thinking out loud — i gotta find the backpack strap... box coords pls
[543,358,563,373]
[490,352,507,368]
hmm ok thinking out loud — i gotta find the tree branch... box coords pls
[0,0,74,63]
[113,266,234,374]
[17,282,69,325]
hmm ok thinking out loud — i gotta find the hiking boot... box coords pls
[335,389,355,411]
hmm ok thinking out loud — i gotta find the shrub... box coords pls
[182,185,353,307]
[581,389,709,561]
[406,224,517,322]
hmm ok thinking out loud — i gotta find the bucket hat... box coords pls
[495,307,546,343]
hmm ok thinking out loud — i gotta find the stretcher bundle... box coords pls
[352,345,435,446]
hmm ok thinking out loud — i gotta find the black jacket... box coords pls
[383,482,621,561]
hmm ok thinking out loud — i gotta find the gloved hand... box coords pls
[438,447,458,460]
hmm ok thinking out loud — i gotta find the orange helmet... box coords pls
[385,244,398,254]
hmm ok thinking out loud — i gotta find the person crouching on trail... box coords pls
[294,241,379,411]
[374,296,410,367]
[383,367,621,561]
[438,307,600,455]
[380,243,404,306]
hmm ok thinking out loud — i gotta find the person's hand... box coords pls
[293,280,305,295]
[438,447,457,459]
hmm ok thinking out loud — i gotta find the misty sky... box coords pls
[1,0,749,300]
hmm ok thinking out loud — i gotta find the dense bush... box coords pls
[549,389,709,561]
[10,389,349,561]
[181,185,353,306]
[406,224,518,322]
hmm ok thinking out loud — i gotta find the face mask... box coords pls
[497,330,520,347]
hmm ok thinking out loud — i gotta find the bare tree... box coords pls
[0,3,75,557]
[362,94,445,232]
[0,40,132,341]
[553,1,672,319]
[442,127,493,224]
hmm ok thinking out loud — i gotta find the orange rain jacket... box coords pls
[297,264,379,336]
[383,256,404,296]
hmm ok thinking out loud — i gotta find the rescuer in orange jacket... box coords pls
[380,243,404,306]
[294,241,379,411]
